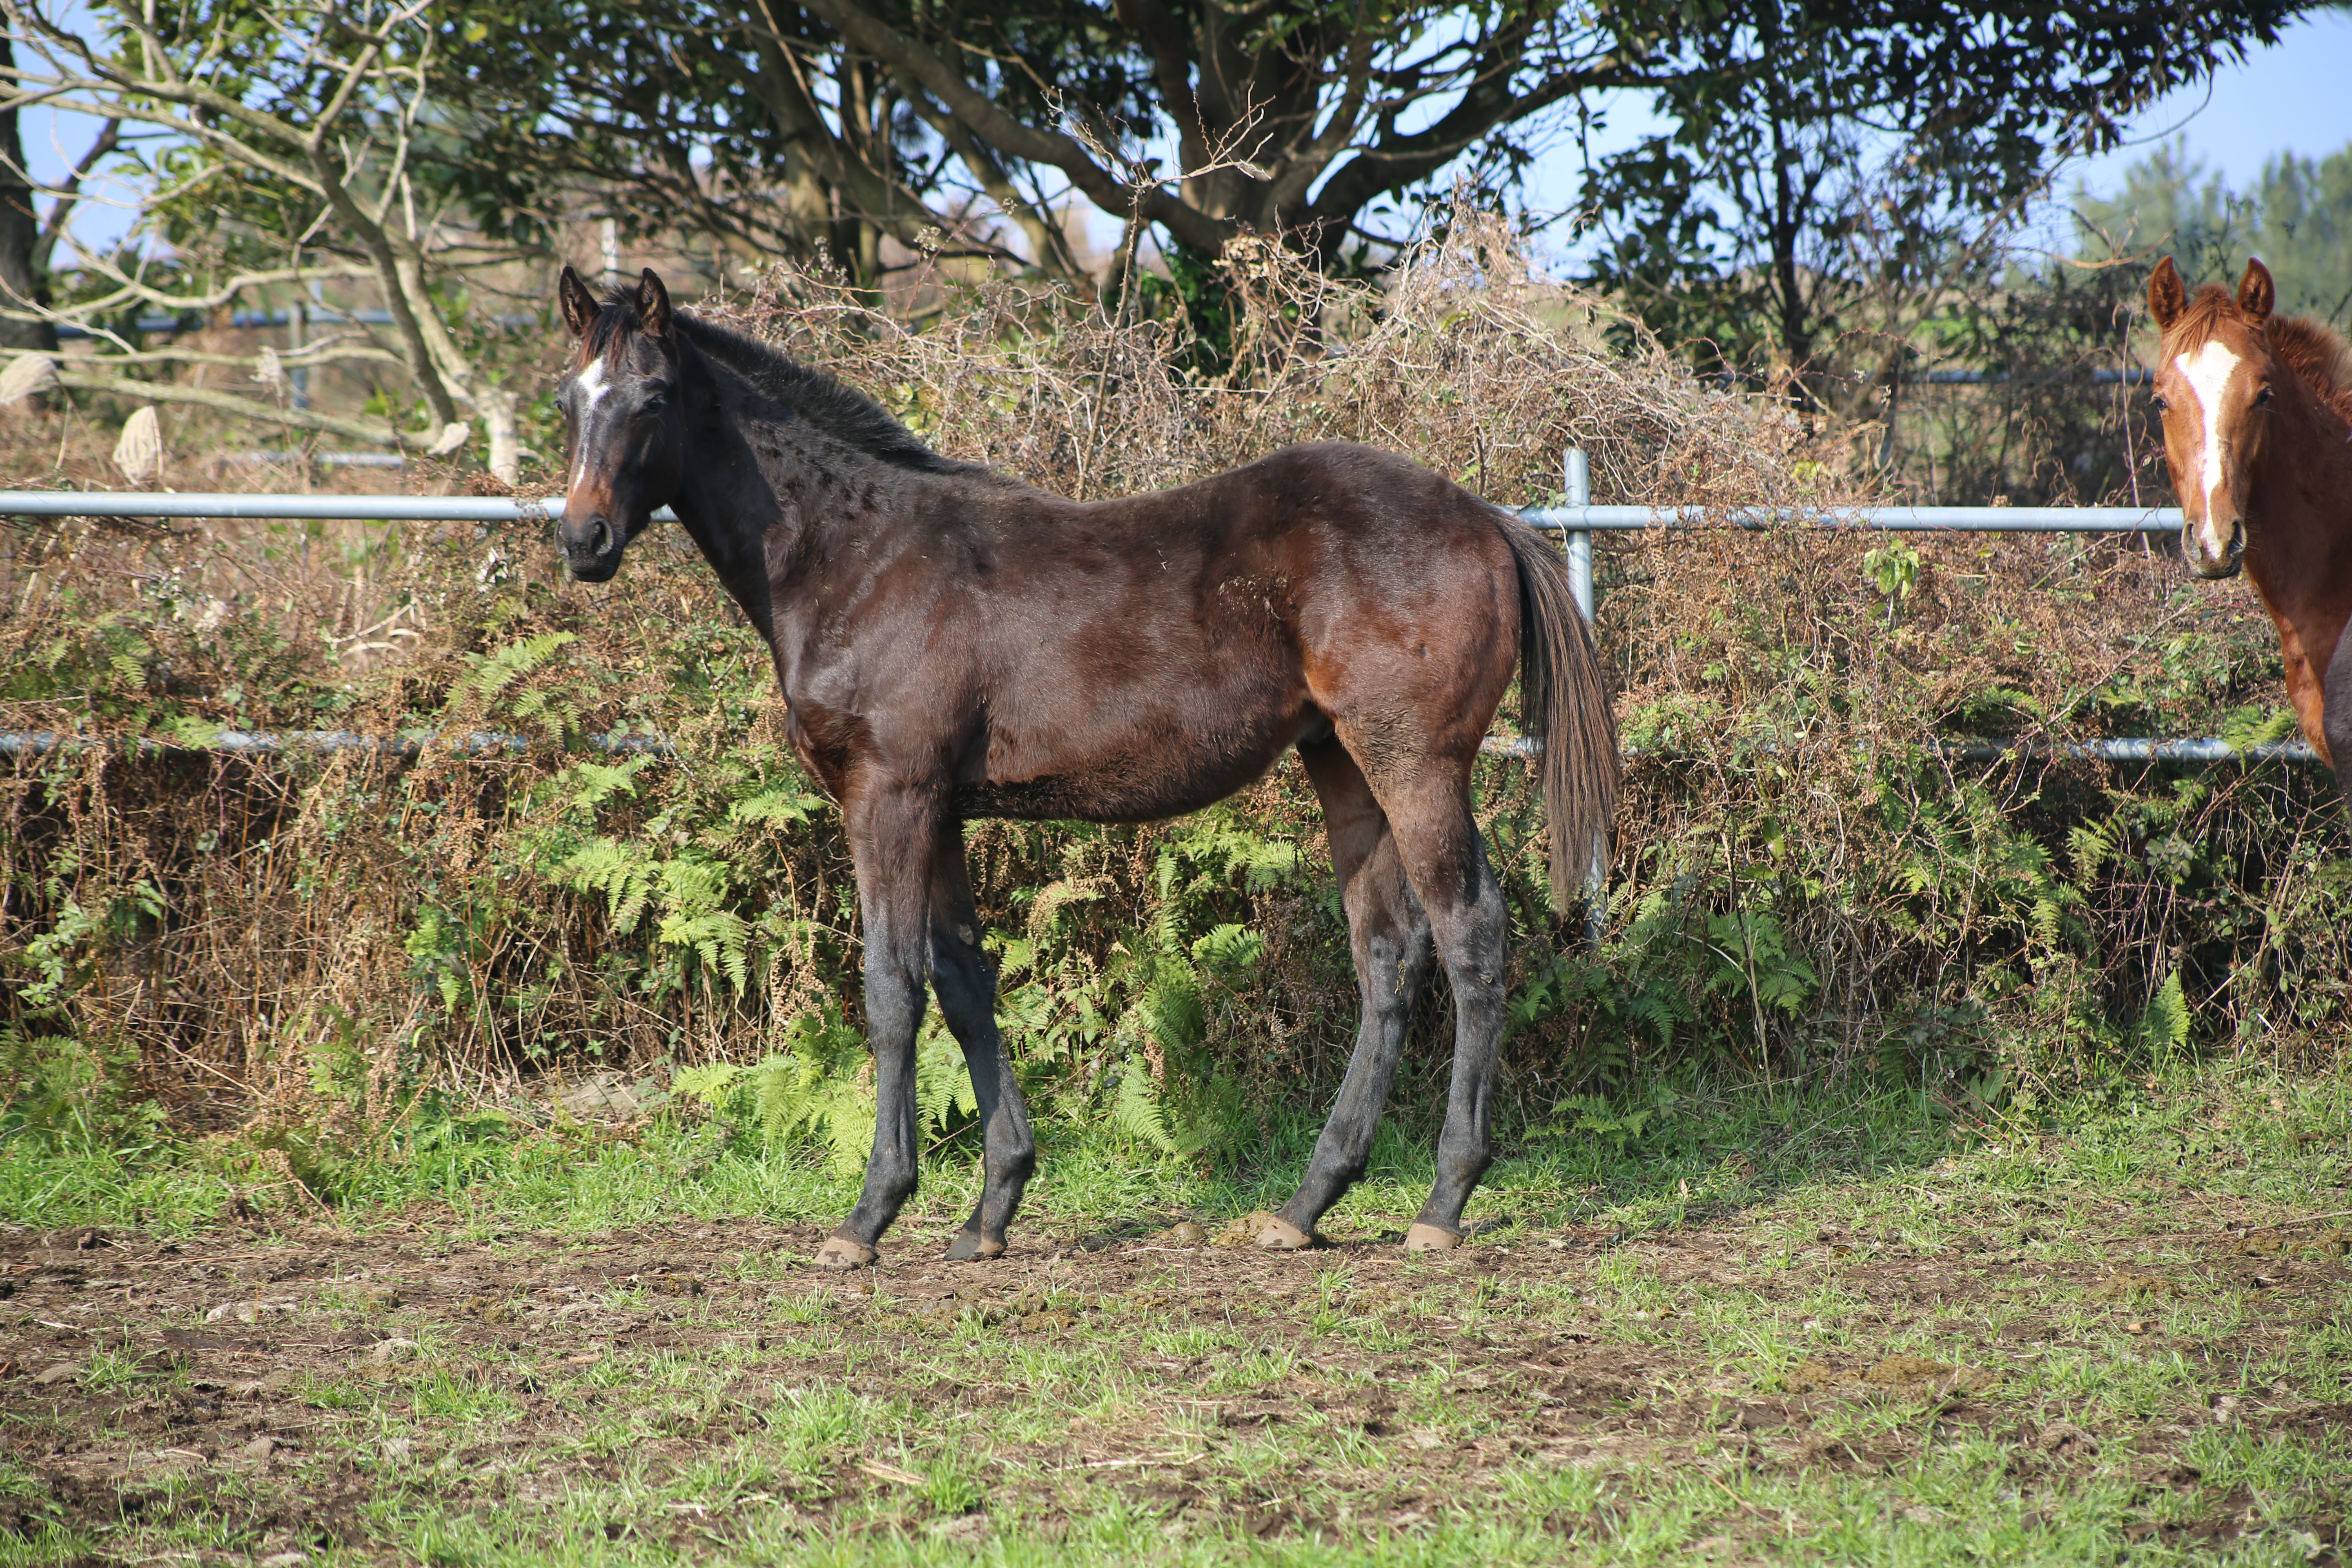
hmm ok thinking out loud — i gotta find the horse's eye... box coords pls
[2149,395,2168,413]
[2255,385,2274,408]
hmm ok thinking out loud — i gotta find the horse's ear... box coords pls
[2147,256,2186,329]
[636,268,672,339]
[557,266,598,341]
[2238,257,2275,324]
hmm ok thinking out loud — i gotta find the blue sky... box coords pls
[2067,8,2352,195]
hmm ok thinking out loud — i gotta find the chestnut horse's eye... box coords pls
[2149,395,2168,413]
[2255,386,2274,408]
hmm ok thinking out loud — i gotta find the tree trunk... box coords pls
[0,38,55,352]
[479,384,522,486]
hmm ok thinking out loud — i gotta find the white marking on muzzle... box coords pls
[2176,341,2242,554]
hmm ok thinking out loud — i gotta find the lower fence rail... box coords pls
[0,730,2321,766]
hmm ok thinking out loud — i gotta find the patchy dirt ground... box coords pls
[4,1180,2350,1563]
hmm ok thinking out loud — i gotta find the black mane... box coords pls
[587,285,969,475]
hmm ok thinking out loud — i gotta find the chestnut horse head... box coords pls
[2146,256,2285,579]
[2145,254,2352,796]
[554,265,685,582]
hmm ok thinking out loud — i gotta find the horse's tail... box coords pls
[1496,511,1619,914]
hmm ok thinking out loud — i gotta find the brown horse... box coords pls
[551,267,1619,1266]
[2148,258,2352,807]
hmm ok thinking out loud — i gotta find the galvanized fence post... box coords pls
[1557,446,1607,943]
[1562,446,1593,623]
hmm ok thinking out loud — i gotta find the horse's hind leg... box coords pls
[1259,739,1434,1247]
[1376,776,1510,1252]
[929,826,1038,1261]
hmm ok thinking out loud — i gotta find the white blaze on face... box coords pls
[569,357,610,491]
[2174,340,2243,548]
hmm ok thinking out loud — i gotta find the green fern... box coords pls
[560,756,655,813]
[1111,1064,1181,1154]
[915,1019,978,1134]
[739,1054,820,1145]
[697,1044,876,1176]
[818,1076,878,1176]
[2219,703,2299,752]
[2140,971,2191,1051]
[1191,923,1264,974]
[454,631,578,709]
[2030,895,2065,953]
[728,785,825,829]
[657,910,751,992]
[672,1062,741,1105]
[2069,815,2125,880]
[556,837,658,932]
[1137,960,1206,1054]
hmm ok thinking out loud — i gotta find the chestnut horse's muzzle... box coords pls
[2184,517,2246,580]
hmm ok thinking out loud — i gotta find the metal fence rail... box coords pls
[0,490,668,523]
[0,729,2320,766]
[1,465,2278,768]
[1519,502,2177,533]
[0,730,675,760]
[0,481,2181,539]
[1525,447,2181,621]
[1479,735,2318,764]
[0,473,2183,624]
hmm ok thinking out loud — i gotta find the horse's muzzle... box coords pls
[2184,518,2245,581]
[561,511,626,583]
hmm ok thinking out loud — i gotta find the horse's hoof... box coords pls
[1251,1212,1316,1251]
[943,1232,1006,1262]
[1404,1222,1465,1253]
[813,1236,878,1269]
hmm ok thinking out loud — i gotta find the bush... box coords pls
[0,209,2339,1178]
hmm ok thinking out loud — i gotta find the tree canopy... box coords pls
[430,0,2303,306]
[1578,1,2301,404]
[0,0,2314,466]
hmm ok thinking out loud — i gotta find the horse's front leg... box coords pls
[928,824,1037,1261]
[815,780,942,1269]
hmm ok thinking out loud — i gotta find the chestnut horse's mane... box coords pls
[2167,282,2352,426]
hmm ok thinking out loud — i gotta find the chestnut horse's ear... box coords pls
[636,268,672,338]
[2147,256,2187,329]
[557,265,599,341]
[2238,257,2275,324]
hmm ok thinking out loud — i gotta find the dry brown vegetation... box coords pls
[0,213,2341,1162]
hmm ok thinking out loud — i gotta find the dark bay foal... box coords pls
[553,267,1619,1266]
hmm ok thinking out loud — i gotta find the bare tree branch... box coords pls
[1,0,529,477]
[45,362,403,444]
[793,0,1238,255]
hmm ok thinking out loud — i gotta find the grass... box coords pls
[1,1062,2348,1564]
